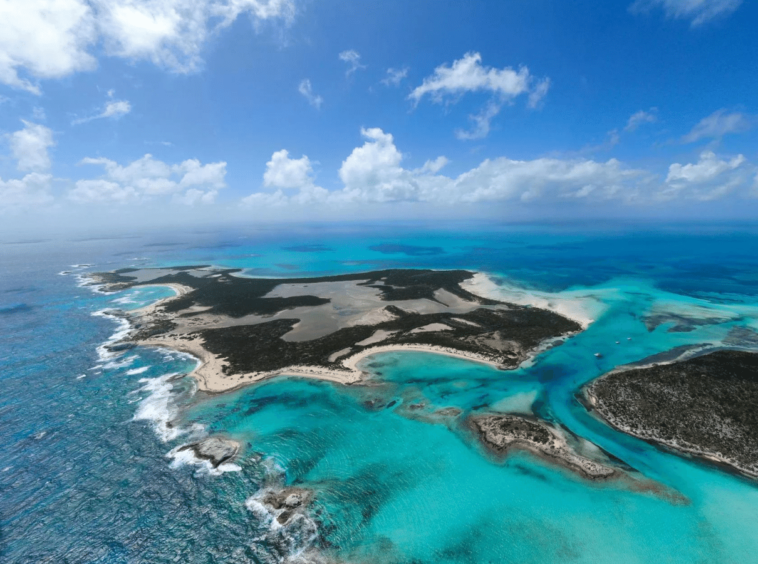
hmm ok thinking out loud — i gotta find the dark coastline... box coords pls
[586,349,758,480]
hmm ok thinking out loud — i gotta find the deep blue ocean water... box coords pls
[2,222,758,563]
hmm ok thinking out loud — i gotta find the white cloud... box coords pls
[298,79,323,109]
[381,67,408,87]
[338,49,365,76]
[7,121,55,172]
[242,127,652,208]
[242,150,328,208]
[415,156,449,175]
[663,151,748,200]
[409,52,550,139]
[0,0,295,93]
[337,128,417,202]
[69,153,226,204]
[241,189,288,208]
[630,0,742,26]
[263,149,314,189]
[527,78,551,109]
[455,100,503,140]
[93,0,296,73]
[68,178,138,203]
[682,109,755,143]
[73,95,132,125]
[409,52,533,104]
[625,108,657,132]
[1,121,55,209]
[102,99,132,118]
[0,0,96,94]
[453,155,647,203]
[0,172,54,210]
[177,187,219,205]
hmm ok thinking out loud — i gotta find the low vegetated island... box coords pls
[90,266,581,392]
[586,350,758,479]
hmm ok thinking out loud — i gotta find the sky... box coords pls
[1,0,757,234]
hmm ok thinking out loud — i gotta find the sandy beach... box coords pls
[138,332,504,393]
[100,270,580,394]
[461,272,604,329]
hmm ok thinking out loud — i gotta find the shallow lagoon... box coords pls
[2,223,758,563]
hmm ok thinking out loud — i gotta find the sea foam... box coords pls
[132,373,185,442]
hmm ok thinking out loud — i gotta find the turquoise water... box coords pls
[2,224,758,563]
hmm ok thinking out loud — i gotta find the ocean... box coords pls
[2,222,758,563]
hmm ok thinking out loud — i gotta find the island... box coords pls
[471,414,617,480]
[88,266,581,393]
[586,350,758,479]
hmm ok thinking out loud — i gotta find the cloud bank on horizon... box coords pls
[1,0,757,224]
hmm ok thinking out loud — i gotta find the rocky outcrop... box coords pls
[178,437,239,468]
[471,414,616,480]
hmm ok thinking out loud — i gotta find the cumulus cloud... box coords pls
[263,149,314,189]
[381,67,409,87]
[242,148,328,208]
[68,153,226,204]
[682,109,755,143]
[337,128,418,202]
[662,151,748,200]
[0,0,96,94]
[0,121,56,210]
[409,52,550,139]
[72,92,132,125]
[338,50,366,76]
[242,127,653,208]
[0,0,296,93]
[0,173,54,210]
[625,108,658,132]
[410,52,532,104]
[298,79,323,109]
[7,121,55,172]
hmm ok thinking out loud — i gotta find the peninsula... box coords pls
[89,266,581,393]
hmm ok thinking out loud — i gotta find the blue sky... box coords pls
[1,0,757,231]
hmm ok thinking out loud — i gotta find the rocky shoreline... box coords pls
[470,414,617,480]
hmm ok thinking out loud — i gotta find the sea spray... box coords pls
[91,309,132,360]
[132,373,188,442]
[167,444,242,476]
[245,459,321,563]
[103,355,137,370]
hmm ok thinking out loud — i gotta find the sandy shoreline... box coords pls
[95,272,578,394]
[137,333,505,393]
[461,272,603,329]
